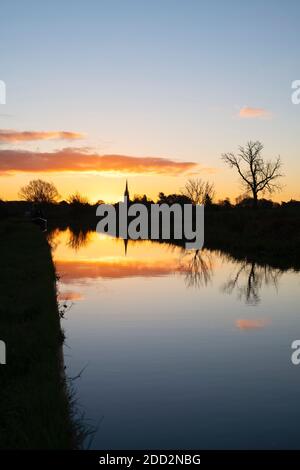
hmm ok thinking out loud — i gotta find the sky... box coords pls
[0,0,300,202]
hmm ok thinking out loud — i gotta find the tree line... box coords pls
[14,141,288,209]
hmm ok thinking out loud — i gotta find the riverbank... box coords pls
[0,219,77,449]
[205,208,300,270]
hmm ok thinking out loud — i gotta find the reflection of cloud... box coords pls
[56,258,180,282]
[58,290,84,301]
[236,318,270,330]
[238,107,271,119]
[56,247,216,284]
[0,130,84,142]
[0,147,199,175]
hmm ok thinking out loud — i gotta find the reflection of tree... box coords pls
[67,227,92,251]
[222,260,282,305]
[46,228,61,251]
[180,249,213,288]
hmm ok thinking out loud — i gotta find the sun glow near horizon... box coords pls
[1,1,300,204]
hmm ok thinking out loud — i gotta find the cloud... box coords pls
[238,107,271,119]
[0,130,84,143]
[0,147,199,175]
[236,318,270,331]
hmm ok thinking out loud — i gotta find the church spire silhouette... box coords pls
[124,179,130,202]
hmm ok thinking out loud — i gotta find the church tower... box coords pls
[124,179,130,203]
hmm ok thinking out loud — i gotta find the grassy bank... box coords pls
[205,208,300,270]
[0,219,76,449]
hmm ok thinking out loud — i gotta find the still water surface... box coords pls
[50,228,300,449]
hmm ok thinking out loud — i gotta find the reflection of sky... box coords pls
[52,230,300,449]
[52,229,212,281]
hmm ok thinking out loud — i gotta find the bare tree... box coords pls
[19,179,60,204]
[67,191,89,206]
[181,178,215,205]
[222,141,283,207]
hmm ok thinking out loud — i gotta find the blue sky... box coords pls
[1,0,300,201]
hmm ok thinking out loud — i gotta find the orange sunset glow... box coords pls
[0,127,297,203]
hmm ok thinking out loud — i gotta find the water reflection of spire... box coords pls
[124,238,128,256]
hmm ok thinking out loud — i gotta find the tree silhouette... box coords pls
[19,179,60,204]
[222,259,282,305]
[180,249,213,288]
[67,191,89,206]
[181,178,215,205]
[157,192,192,205]
[67,226,92,251]
[222,141,283,207]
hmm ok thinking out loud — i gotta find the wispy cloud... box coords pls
[236,318,270,331]
[0,130,85,143]
[0,147,199,175]
[238,107,271,119]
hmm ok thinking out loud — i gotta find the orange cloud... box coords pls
[0,130,84,143]
[236,318,270,331]
[238,107,271,119]
[0,148,198,175]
